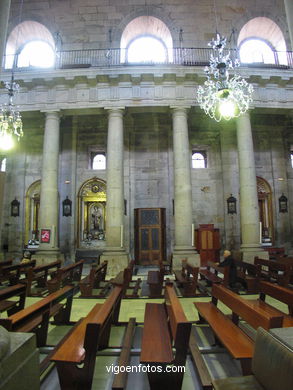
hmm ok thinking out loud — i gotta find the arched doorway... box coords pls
[25,180,41,244]
[257,177,274,245]
[77,178,107,248]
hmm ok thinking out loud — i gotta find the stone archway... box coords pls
[257,176,274,245]
[77,178,107,248]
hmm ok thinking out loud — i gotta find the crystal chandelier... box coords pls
[0,75,23,150]
[197,33,253,122]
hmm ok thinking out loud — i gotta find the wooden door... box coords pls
[135,208,166,265]
[194,224,220,266]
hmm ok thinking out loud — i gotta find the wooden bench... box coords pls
[0,260,36,286]
[24,260,62,296]
[234,260,261,293]
[111,260,141,298]
[112,317,136,390]
[276,256,293,284]
[199,261,230,288]
[265,246,285,260]
[0,285,76,347]
[79,261,108,297]
[140,283,191,389]
[50,285,123,390]
[47,260,84,293]
[194,284,284,375]
[0,283,26,316]
[174,260,200,297]
[254,257,292,287]
[245,281,293,327]
[147,263,165,298]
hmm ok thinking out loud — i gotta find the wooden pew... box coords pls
[199,260,230,288]
[111,260,141,298]
[112,317,136,390]
[50,286,123,390]
[147,263,165,298]
[276,256,293,284]
[234,260,260,293]
[174,260,200,297]
[254,257,292,287]
[245,281,293,327]
[79,261,108,297]
[25,260,61,296]
[140,283,191,389]
[0,285,75,347]
[194,284,284,375]
[0,260,36,286]
[0,284,26,316]
[47,260,84,293]
[265,246,285,260]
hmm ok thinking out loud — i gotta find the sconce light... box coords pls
[62,196,72,217]
[227,194,237,214]
[11,198,20,217]
[279,193,288,213]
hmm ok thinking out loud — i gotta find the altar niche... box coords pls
[77,178,107,248]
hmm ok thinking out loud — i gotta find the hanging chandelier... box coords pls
[0,75,23,150]
[197,33,253,122]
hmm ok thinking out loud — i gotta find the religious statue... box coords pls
[91,206,103,232]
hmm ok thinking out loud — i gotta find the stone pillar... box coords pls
[284,0,293,50]
[171,107,200,269]
[0,0,11,70]
[37,111,61,263]
[100,108,129,276]
[236,113,267,262]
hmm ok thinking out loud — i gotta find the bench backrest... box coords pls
[165,284,191,354]
[185,263,199,281]
[56,260,84,282]
[33,260,61,274]
[207,261,230,286]
[212,284,283,330]
[0,285,74,329]
[259,281,293,315]
[234,260,260,277]
[254,257,292,286]
[0,283,26,300]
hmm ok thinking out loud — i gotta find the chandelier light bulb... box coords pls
[0,131,14,150]
[197,33,253,122]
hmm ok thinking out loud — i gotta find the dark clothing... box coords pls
[218,255,237,287]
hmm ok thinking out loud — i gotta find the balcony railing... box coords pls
[3,47,293,72]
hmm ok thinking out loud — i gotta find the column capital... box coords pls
[170,106,191,114]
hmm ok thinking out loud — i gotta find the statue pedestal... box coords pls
[0,328,39,390]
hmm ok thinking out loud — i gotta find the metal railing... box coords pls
[3,47,293,72]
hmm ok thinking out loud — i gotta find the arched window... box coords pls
[5,21,55,69]
[92,154,106,170]
[127,36,167,63]
[120,16,173,63]
[17,40,55,68]
[192,152,207,169]
[238,17,287,66]
[0,158,6,172]
[239,39,275,64]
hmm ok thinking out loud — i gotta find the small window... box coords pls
[92,153,106,170]
[291,151,293,168]
[0,158,6,172]
[192,151,207,169]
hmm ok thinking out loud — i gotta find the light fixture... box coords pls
[197,33,253,122]
[227,194,237,214]
[279,193,288,213]
[0,75,23,150]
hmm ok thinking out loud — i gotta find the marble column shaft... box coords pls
[0,0,11,70]
[39,111,60,251]
[236,113,260,249]
[105,108,125,249]
[172,107,193,249]
[284,0,293,50]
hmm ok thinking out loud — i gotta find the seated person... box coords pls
[215,249,238,288]
[20,250,32,264]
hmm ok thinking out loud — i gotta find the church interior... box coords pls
[0,0,292,389]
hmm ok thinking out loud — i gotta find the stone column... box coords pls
[37,111,61,263]
[0,0,11,70]
[236,113,267,262]
[100,108,129,276]
[284,0,293,50]
[172,107,200,269]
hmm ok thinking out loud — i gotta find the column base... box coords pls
[240,245,269,264]
[172,246,200,270]
[100,247,129,277]
[33,249,64,265]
